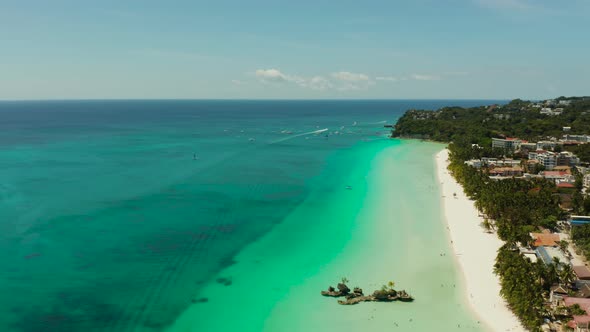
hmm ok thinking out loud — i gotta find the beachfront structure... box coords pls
[535,246,569,267]
[585,174,590,189]
[492,137,522,151]
[529,151,580,170]
[489,167,524,177]
[465,159,483,168]
[531,230,560,247]
[551,283,590,308]
[571,216,590,226]
[541,171,575,185]
[562,297,590,332]
[550,285,569,307]
[465,158,521,169]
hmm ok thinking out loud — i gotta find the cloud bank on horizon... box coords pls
[251,69,442,91]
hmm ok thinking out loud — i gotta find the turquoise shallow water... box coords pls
[0,100,496,332]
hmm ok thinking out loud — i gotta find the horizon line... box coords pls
[0,97,522,102]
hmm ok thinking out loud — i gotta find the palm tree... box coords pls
[559,264,576,286]
[341,277,349,285]
[387,281,395,290]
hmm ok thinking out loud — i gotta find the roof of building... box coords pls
[564,298,590,327]
[543,171,569,177]
[551,284,569,294]
[574,266,590,279]
[536,246,569,265]
[558,183,576,188]
[531,231,560,247]
[564,297,590,310]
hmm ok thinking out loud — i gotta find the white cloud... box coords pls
[375,76,399,82]
[251,68,448,91]
[411,74,441,81]
[255,69,289,82]
[306,76,333,90]
[331,71,370,82]
[253,69,373,91]
[331,71,373,90]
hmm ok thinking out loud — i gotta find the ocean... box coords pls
[0,100,498,332]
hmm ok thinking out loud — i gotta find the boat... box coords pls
[345,186,352,190]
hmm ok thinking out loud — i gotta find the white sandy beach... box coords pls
[436,149,526,332]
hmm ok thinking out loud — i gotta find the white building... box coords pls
[532,151,557,170]
[536,141,559,151]
[465,159,483,168]
[492,138,522,151]
[465,158,521,168]
[530,151,580,170]
[520,142,537,151]
[563,134,590,143]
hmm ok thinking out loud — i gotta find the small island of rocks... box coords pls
[321,278,414,305]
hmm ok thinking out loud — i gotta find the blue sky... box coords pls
[1,0,589,99]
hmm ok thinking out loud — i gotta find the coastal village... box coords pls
[393,97,590,331]
[466,132,590,331]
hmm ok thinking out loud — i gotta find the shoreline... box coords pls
[435,148,525,332]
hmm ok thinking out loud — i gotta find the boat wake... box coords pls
[270,128,329,144]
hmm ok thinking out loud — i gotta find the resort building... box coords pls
[489,167,524,177]
[530,151,557,169]
[550,285,569,307]
[520,142,537,151]
[492,137,523,151]
[536,141,560,151]
[531,230,560,247]
[529,151,580,170]
[563,134,590,143]
[464,159,483,168]
[541,171,575,184]
[562,297,590,332]
[551,283,590,308]
[557,151,581,167]
[535,246,569,266]
[465,158,521,168]
[584,174,590,189]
